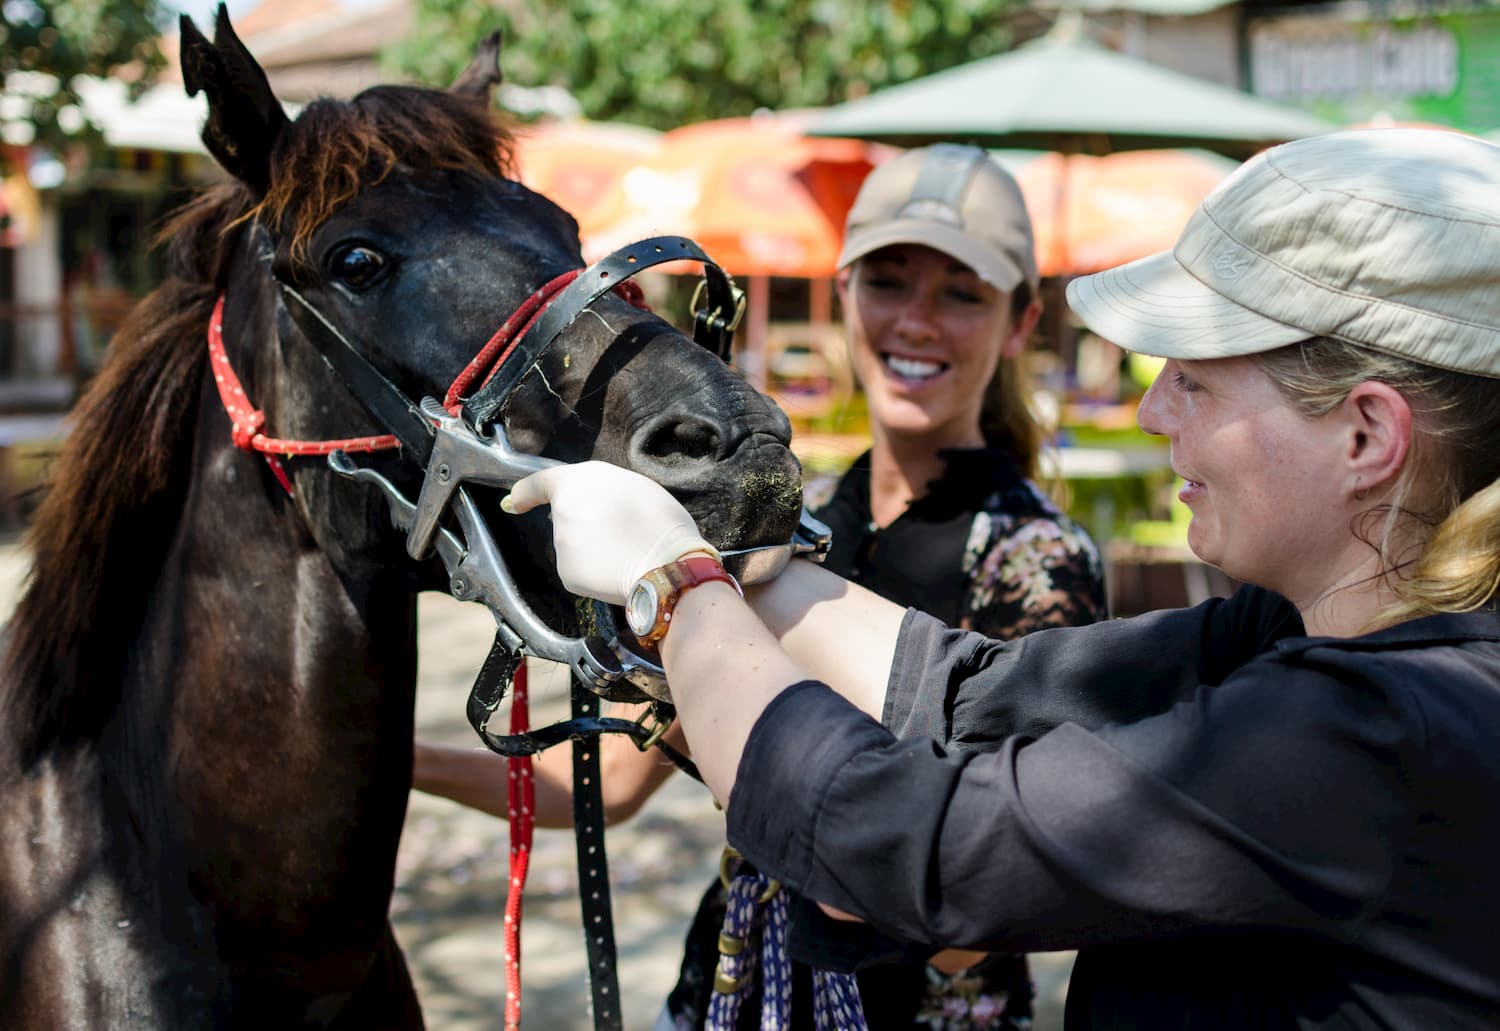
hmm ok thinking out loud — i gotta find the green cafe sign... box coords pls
[1247,6,1500,133]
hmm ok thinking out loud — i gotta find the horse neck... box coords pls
[0,277,424,1025]
[137,287,421,942]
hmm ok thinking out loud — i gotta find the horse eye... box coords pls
[329,246,388,290]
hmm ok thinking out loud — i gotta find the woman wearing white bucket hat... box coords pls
[504,128,1500,1026]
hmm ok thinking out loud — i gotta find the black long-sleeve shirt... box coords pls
[727,587,1500,1028]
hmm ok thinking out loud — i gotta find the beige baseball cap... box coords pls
[838,143,1039,293]
[1067,128,1500,379]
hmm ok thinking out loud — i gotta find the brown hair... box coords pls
[253,86,516,270]
[4,190,239,754]
[979,282,1041,479]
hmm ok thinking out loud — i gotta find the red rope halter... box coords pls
[207,274,647,495]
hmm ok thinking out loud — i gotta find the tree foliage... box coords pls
[1,0,167,153]
[386,0,1020,128]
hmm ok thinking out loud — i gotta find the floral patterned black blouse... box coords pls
[663,448,1107,1031]
[810,448,1106,641]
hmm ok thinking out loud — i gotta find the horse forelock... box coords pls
[257,85,519,270]
[2,190,249,758]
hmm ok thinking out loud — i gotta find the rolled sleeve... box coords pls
[883,591,1301,749]
[728,681,896,891]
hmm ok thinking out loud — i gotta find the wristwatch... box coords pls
[626,553,742,647]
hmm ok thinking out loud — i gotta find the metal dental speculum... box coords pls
[330,398,831,703]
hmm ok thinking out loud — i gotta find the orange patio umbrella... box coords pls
[512,119,662,239]
[586,113,892,278]
[1013,148,1239,278]
[586,114,894,388]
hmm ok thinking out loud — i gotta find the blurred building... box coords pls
[1018,0,1500,133]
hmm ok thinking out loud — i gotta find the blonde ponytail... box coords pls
[1379,479,1500,625]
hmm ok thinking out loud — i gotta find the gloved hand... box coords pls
[503,461,717,606]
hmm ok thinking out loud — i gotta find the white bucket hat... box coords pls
[1067,128,1500,379]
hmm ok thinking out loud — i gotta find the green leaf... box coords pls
[385,0,1018,129]
[2,0,166,153]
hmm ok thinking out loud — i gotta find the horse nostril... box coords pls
[640,416,723,465]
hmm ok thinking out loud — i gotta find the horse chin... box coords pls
[683,439,805,555]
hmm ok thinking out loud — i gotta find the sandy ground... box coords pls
[0,537,1072,1030]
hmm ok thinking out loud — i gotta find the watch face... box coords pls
[626,579,660,638]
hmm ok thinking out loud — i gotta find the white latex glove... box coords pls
[502,461,717,606]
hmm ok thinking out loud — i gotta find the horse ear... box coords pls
[180,4,290,195]
[450,30,504,105]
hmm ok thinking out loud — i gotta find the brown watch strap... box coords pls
[633,554,741,646]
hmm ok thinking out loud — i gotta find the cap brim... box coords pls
[839,220,1031,293]
[1067,250,1309,360]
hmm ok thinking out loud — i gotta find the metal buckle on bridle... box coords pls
[631,705,672,751]
[689,276,747,362]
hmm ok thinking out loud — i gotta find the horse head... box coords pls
[179,7,802,618]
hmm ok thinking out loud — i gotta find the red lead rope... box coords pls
[504,660,534,1031]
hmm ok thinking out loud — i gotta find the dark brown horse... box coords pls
[0,10,801,1028]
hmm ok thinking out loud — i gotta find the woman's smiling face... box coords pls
[1136,356,1351,598]
[841,243,1027,451]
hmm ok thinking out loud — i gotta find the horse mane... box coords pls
[3,85,517,759]
[1,186,243,759]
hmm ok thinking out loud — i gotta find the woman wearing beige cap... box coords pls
[654,145,1105,1029]
[416,145,1105,1029]
[507,127,1500,1027]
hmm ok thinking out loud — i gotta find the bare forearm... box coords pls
[660,582,812,804]
[661,567,903,803]
[412,741,576,827]
[743,559,904,719]
[413,712,684,828]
